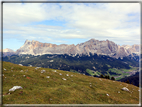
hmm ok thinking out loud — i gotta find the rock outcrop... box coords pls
[4,39,140,58]
[2,48,16,57]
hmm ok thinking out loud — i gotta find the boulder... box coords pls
[9,86,23,92]
[121,87,129,92]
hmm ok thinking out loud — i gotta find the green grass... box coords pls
[86,69,95,76]
[107,67,139,80]
[2,61,140,104]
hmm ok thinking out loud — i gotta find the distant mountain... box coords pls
[2,48,16,57]
[14,39,139,59]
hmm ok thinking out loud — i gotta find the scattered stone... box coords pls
[20,70,23,72]
[52,70,56,72]
[59,73,62,75]
[90,85,92,87]
[99,78,102,81]
[41,70,46,73]
[19,64,23,66]
[66,74,69,76]
[4,68,6,71]
[62,78,66,80]
[23,75,26,77]
[121,87,129,92]
[106,94,109,96]
[29,65,32,67]
[35,67,41,70]
[118,91,120,93]
[9,86,23,92]
[71,75,73,77]
[46,76,50,78]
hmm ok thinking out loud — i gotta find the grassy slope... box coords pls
[107,67,138,80]
[2,61,140,104]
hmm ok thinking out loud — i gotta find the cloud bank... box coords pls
[3,2,140,50]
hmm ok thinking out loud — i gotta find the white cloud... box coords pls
[3,2,140,48]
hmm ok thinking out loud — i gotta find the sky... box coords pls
[2,1,141,51]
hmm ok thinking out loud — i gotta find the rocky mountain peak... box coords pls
[2,48,16,57]
[24,39,31,44]
[7,38,140,58]
[3,48,15,52]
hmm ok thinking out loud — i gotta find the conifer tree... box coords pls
[125,79,130,84]
[111,76,115,80]
[99,74,104,78]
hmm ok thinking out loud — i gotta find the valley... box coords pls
[2,38,140,104]
[2,53,139,82]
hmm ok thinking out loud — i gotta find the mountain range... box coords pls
[2,39,140,59]
[2,39,140,87]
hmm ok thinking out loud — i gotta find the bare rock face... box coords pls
[15,39,139,58]
[2,48,16,57]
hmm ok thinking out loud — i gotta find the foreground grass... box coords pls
[2,61,140,104]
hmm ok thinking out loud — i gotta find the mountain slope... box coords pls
[15,39,139,58]
[119,72,140,87]
[2,61,140,104]
[1,48,16,57]
[2,53,139,80]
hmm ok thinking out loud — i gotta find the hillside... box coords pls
[119,72,140,87]
[2,61,140,104]
[3,53,139,80]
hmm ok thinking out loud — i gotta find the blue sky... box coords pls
[2,2,140,51]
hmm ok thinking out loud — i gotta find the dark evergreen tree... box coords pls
[104,75,108,79]
[125,79,130,84]
[104,75,110,79]
[94,74,97,77]
[111,76,115,80]
[99,74,104,78]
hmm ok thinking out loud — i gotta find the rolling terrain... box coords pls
[2,61,140,104]
[3,53,139,81]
